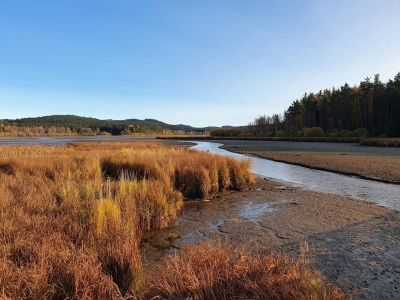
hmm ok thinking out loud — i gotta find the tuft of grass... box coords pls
[146,241,344,300]
[228,157,255,190]
[94,198,121,237]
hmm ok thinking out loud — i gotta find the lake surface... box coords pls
[0,135,159,145]
[192,142,400,211]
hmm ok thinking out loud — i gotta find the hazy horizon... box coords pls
[1,1,399,127]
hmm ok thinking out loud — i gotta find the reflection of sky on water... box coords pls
[192,142,400,211]
[239,202,276,221]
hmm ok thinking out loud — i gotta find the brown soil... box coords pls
[142,177,400,299]
[222,146,400,184]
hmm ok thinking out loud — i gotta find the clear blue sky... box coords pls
[1,0,399,127]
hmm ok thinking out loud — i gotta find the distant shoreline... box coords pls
[158,135,400,147]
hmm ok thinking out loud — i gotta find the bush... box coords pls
[276,130,285,137]
[353,128,369,137]
[295,129,305,137]
[238,131,255,137]
[304,127,324,137]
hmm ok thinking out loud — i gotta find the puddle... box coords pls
[239,202,276,221]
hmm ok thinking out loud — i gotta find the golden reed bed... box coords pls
[0,142,343,299]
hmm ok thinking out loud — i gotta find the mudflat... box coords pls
[219,141,400,183]
[143,177,400,299]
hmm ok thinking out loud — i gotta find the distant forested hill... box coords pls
[0,115,211,136]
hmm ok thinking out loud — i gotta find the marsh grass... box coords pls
[146,242,344,300]
[360,138,400,147]
[0,142,343,299]
[0,142,255,299]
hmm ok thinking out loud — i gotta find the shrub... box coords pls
[353,128,369,137]
[276,130,285,137]
[304,127,325,137]
[295,129,305,137]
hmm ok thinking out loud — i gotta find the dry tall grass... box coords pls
[360,138,400,147]
[0,142,255,299]
[0,142,343,299]
[146,242,344,300]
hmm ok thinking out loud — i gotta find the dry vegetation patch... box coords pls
[0,142,257,299]
[146,242,344,300]
[360,138,400,147]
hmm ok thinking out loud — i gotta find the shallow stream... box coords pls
[192,141,400,211]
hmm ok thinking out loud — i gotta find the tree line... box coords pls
[0,115,207,136]
[245,72,400,138]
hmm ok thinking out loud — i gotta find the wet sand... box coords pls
[142,177,400,299]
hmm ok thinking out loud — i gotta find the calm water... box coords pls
[0,136,158,145]
[192,142,400,211]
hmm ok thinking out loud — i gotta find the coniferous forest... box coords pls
[246,72,400,138]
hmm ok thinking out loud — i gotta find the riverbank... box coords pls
[220,143,400,184]
[143,176,400,299]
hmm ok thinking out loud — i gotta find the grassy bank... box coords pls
[360,138,400,147]
[0,142,343,299]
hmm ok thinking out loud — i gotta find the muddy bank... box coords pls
[220,143,400,184]
[142,177,400,299]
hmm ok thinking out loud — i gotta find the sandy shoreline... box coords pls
[143,177,400,299]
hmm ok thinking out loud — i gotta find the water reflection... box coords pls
[0,136,157,145]
[192,142,400,211]
[239,202,276,221]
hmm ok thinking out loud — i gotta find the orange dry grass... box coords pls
[0,142,254,299]
[99,143,255,199]
[147,242,344,300]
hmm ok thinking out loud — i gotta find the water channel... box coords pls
[192,141,400,211]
